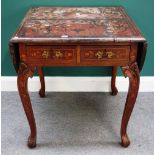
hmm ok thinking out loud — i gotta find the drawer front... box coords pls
[80,46,130,65]
[26,46,77,64]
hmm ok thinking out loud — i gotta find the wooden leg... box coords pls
[120,62,140,147]
[37,67,45,97]
[111,66,118,96]
[17,63,37,148]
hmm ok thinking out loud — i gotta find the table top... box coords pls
[10,7,146,43]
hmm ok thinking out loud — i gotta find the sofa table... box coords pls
[9,7,147,148]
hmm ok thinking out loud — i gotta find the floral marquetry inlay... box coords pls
[81,47,130,61]
[27,46,75,61]
[11,7,145,41]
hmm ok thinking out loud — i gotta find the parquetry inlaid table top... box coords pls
[9,7,147,148]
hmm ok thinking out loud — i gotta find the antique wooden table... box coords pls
[9,7,147,148]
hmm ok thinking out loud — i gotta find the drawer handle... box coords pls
[54,51,63,58]
[106,51,114,58]
[42,51,49,59]
[95,51,114,59]
[95,51,104,59]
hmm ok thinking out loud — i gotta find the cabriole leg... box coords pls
[37,67,45,97]
[120,62,140,147]
[111,66,118,95]
[17,63,37,148]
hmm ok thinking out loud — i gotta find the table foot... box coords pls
[111,66,118,96]
[28,136,36,148]
[121,134,130,147]
[37,67,45,98]
[17,62,37,148]
[120,62,140,147]
[111,88,118,96]
[39,89,45,97]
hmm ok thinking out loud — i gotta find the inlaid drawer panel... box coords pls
[26,46,77,64]
[80,46,130,65]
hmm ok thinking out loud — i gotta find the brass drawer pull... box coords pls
[42,50,49,59]
[54,51,63,58]
[95,51,114,59]
[95,51,104,59]
[106,51,114,58]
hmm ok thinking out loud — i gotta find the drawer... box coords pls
[26,46,77,64]
[80,46,130,65]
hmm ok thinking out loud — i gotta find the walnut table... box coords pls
[9,7,147,148]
